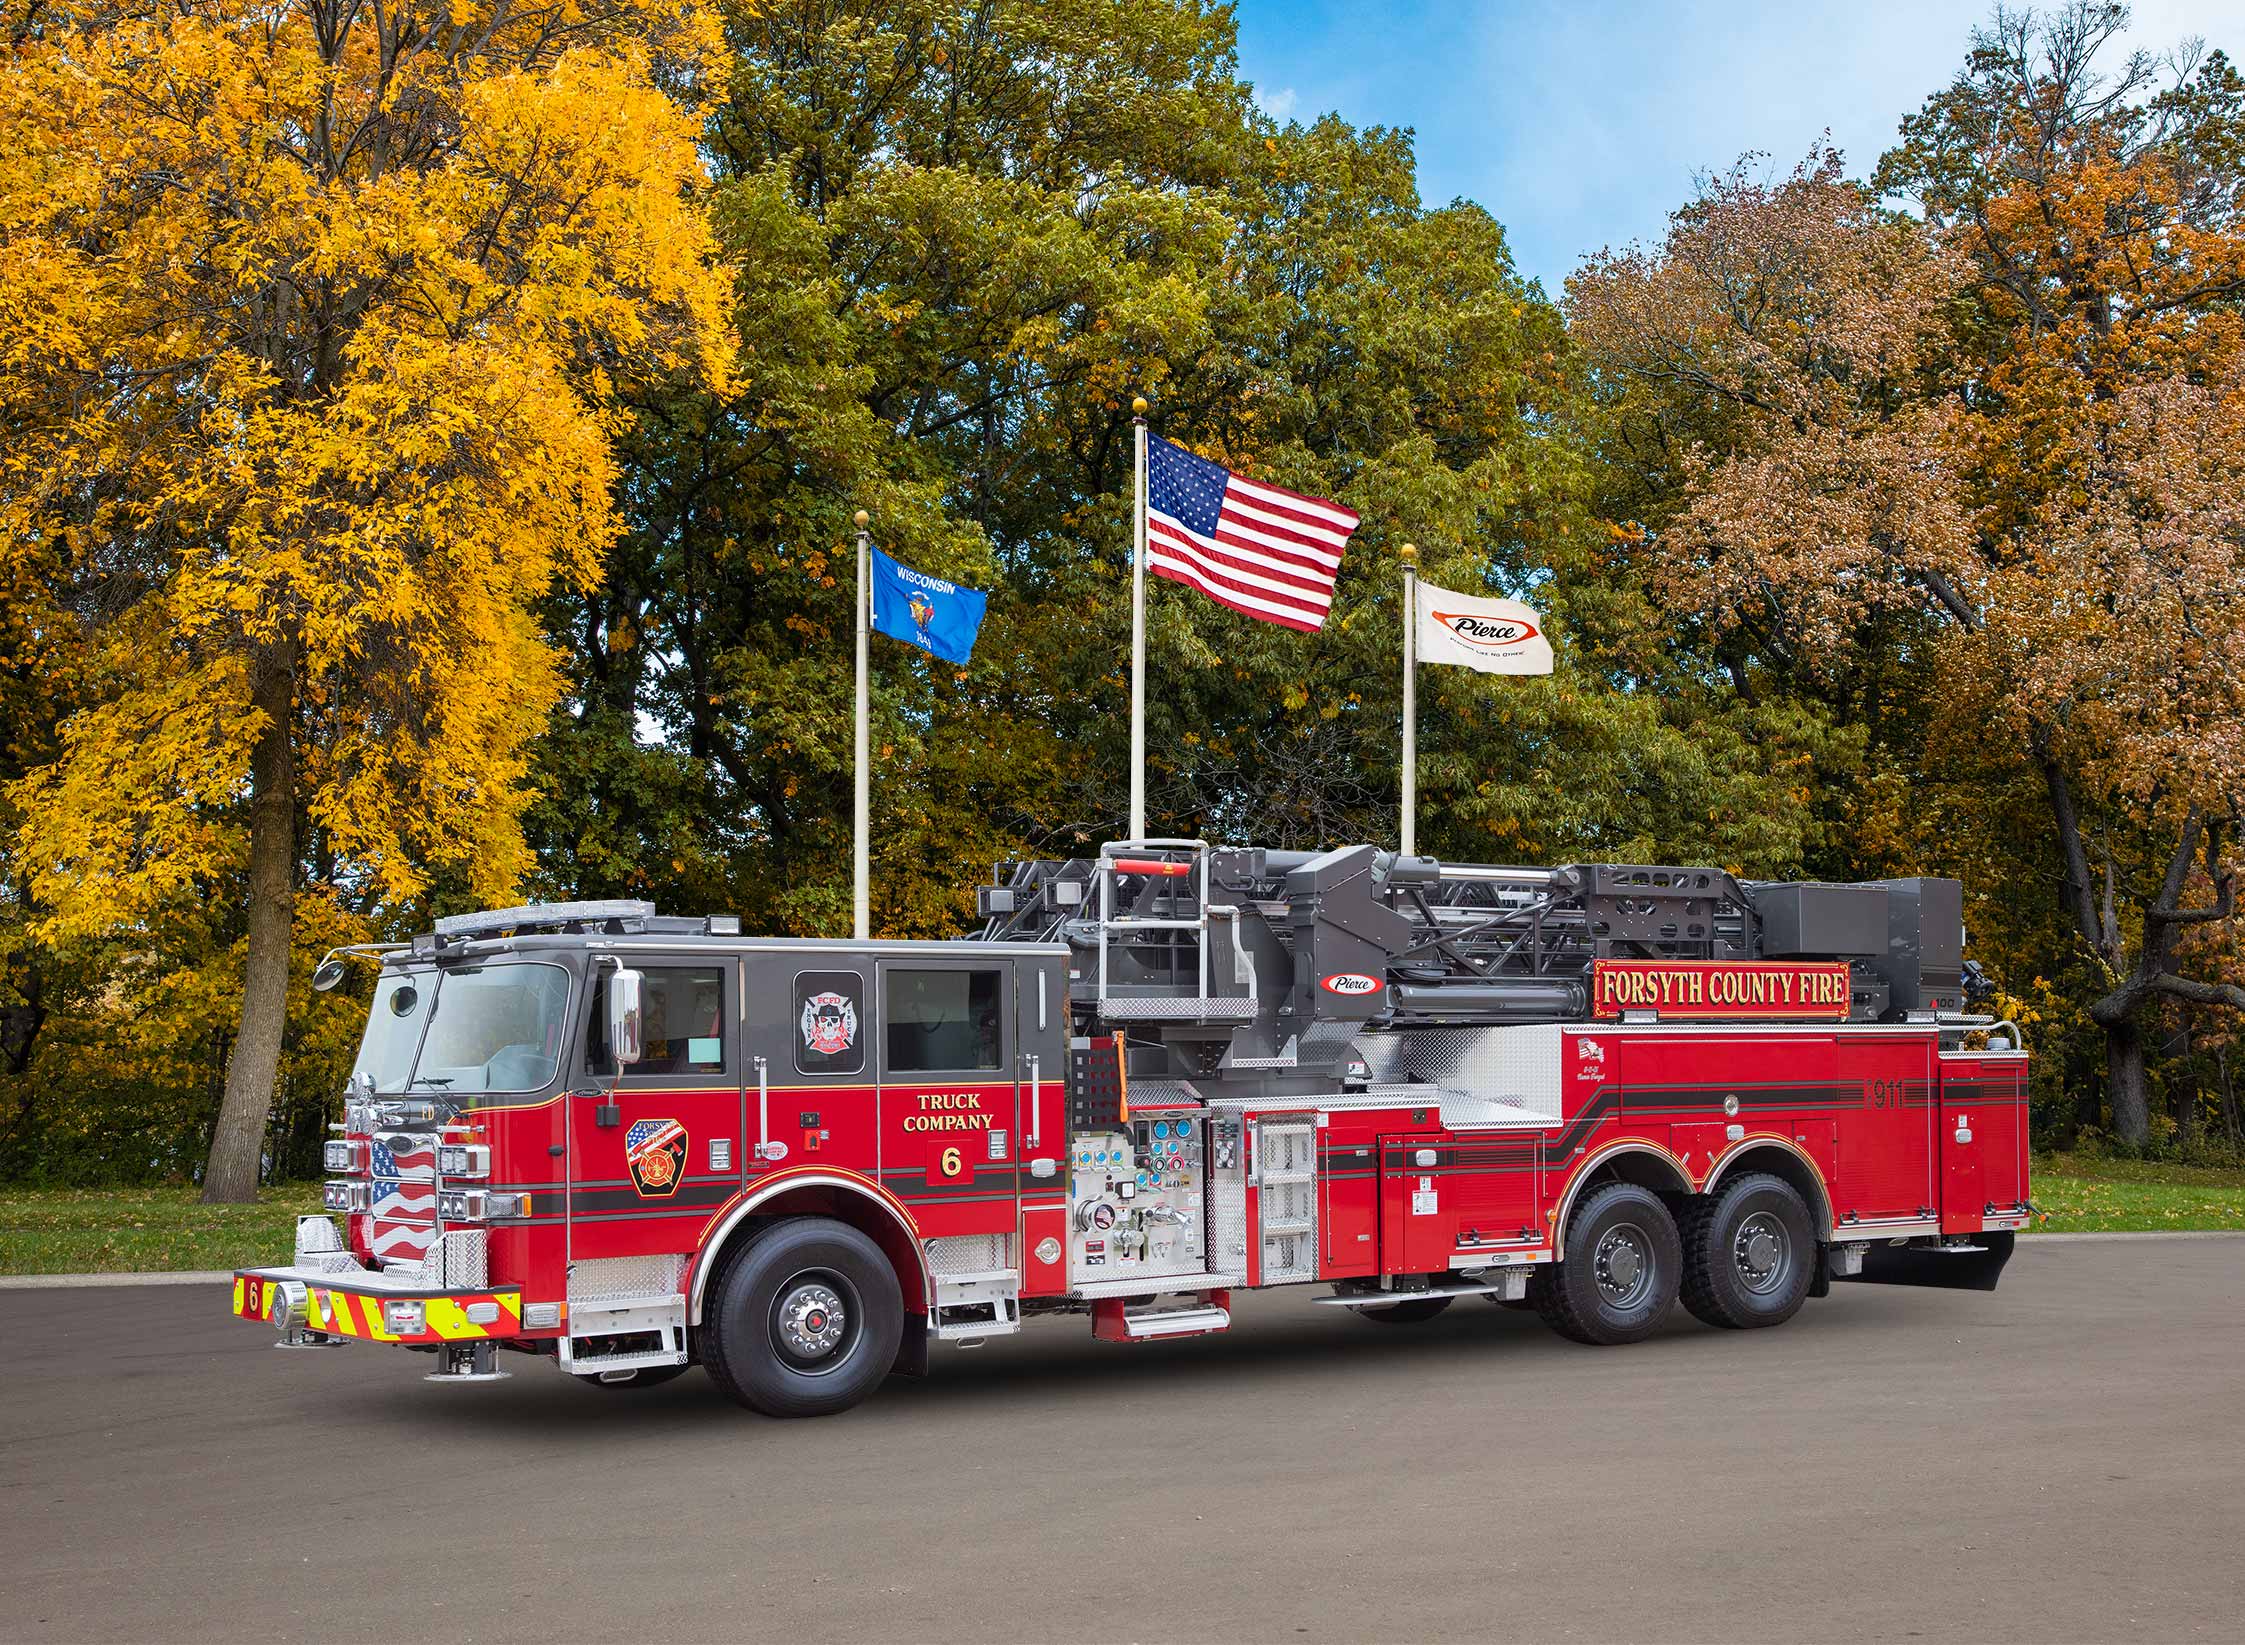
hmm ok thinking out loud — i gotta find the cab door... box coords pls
[876,957,1019,1243]
[569,958,747,1261]
[1013,953,1071,1297]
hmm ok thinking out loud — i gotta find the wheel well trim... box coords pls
[1701,1134,1836,1239]
[689,1170,925,1325]
[1550,1140,1693,1260]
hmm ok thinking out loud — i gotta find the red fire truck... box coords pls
[231,843,2029,1416]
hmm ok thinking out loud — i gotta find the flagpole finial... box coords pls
[1132,396,1148,417]
[853,509,869,529]
[1399,541,1417,563]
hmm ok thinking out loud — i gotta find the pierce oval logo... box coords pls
[1320,972,1382,996]
[1433,611,1541,650]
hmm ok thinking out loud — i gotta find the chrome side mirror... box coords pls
[607,968,644,1065]
[311,955,348,992]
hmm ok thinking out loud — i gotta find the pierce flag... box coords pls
[868,546,987,666]
[1414,581,1553,675]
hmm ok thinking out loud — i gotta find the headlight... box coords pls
[269,1280,309,1335]
[436,1144,488,1178]
[437,1189,488,1221]
[323,1180,371,1212]
[322,1139,363,1173]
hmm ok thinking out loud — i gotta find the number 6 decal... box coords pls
[930,1143,967,1186]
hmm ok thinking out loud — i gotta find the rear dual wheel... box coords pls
[1533,1181,1683,1345]
[1679,1172,1815,1330]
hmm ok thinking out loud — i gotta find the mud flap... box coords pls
[889,1311,929,1379]
[1840,1230,2015,1292]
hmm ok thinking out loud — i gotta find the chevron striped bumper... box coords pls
[232,1267,525,1345]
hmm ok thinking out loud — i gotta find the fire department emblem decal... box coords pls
[625,1118,688,1198]
[800,991,858,1057]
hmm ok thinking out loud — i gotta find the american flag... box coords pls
[370,1134,436,1264]
[1145,434,1359,632]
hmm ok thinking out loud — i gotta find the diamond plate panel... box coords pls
[926,1232,1014,1277]
[569,1253,686,1307]
[1351,1025,1563,1119]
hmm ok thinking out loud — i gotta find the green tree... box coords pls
[1,0,731,1198]
[533,0,1846,960]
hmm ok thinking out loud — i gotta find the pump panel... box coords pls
[1067,1113,1208,1283]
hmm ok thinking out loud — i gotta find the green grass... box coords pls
[2026,1153,2245,1234]
[0,1186,320,1275]
[0,1154,2239,1275]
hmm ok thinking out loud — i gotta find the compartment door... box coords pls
[877,958,1019,1241]
[1835,1035,1936,1225]
[1378,1133,1449,1276]
[1938,1090,1985,1234]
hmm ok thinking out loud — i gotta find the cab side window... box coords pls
[886,969,1003,1072]
[587,965,729,1078]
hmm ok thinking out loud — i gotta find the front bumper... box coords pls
[233,1266,526,1345]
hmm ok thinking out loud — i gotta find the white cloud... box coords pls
[1262,84,1299,122]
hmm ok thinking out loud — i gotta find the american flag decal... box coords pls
[369,1134,437,1264]
[1145,434,1359,631]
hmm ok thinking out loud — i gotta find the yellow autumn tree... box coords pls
[0,0,733,1198]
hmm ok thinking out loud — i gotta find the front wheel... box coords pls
[1533,1181,1682,1346]
[1679,1173,1815,1329]
[702,1218,904,1417]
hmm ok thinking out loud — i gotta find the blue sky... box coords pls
[1233,0,2237,294]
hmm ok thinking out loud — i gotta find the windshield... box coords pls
[349,962,573,1096]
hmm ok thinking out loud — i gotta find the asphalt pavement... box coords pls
[3,1235,2241,1644]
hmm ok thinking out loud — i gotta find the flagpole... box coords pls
[1129,395,1149,842]
[853,509,871,941]
[1400,541,1418,858]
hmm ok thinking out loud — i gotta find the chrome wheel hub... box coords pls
[776,1280,848,1360]
[1733,1212,1791,1295]
[1594,1222,1655,1308]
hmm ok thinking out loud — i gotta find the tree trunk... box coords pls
[2219,1045,2240,1152]
[2068,1048,2097,1147]
[200,651,297,1204]
[2175,1010,2198,1149]
[0,946,44,1076]
[2105,1017,2148,1148]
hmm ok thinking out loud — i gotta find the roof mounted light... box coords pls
[706,915,741,935]
[433,899,656,939]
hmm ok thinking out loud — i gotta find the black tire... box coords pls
[1353,1295,1455,1324]
[1679,1172,1815,1330]
[575,1365,690,1390]
[1533,1181,1682,1346]
[702,1218,904,1417]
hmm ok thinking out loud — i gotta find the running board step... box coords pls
[557,1295,688,1374]
[1092,1292,1232,1342]
[933,1268,1021,1343]
[1315,1275,1530,1307]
